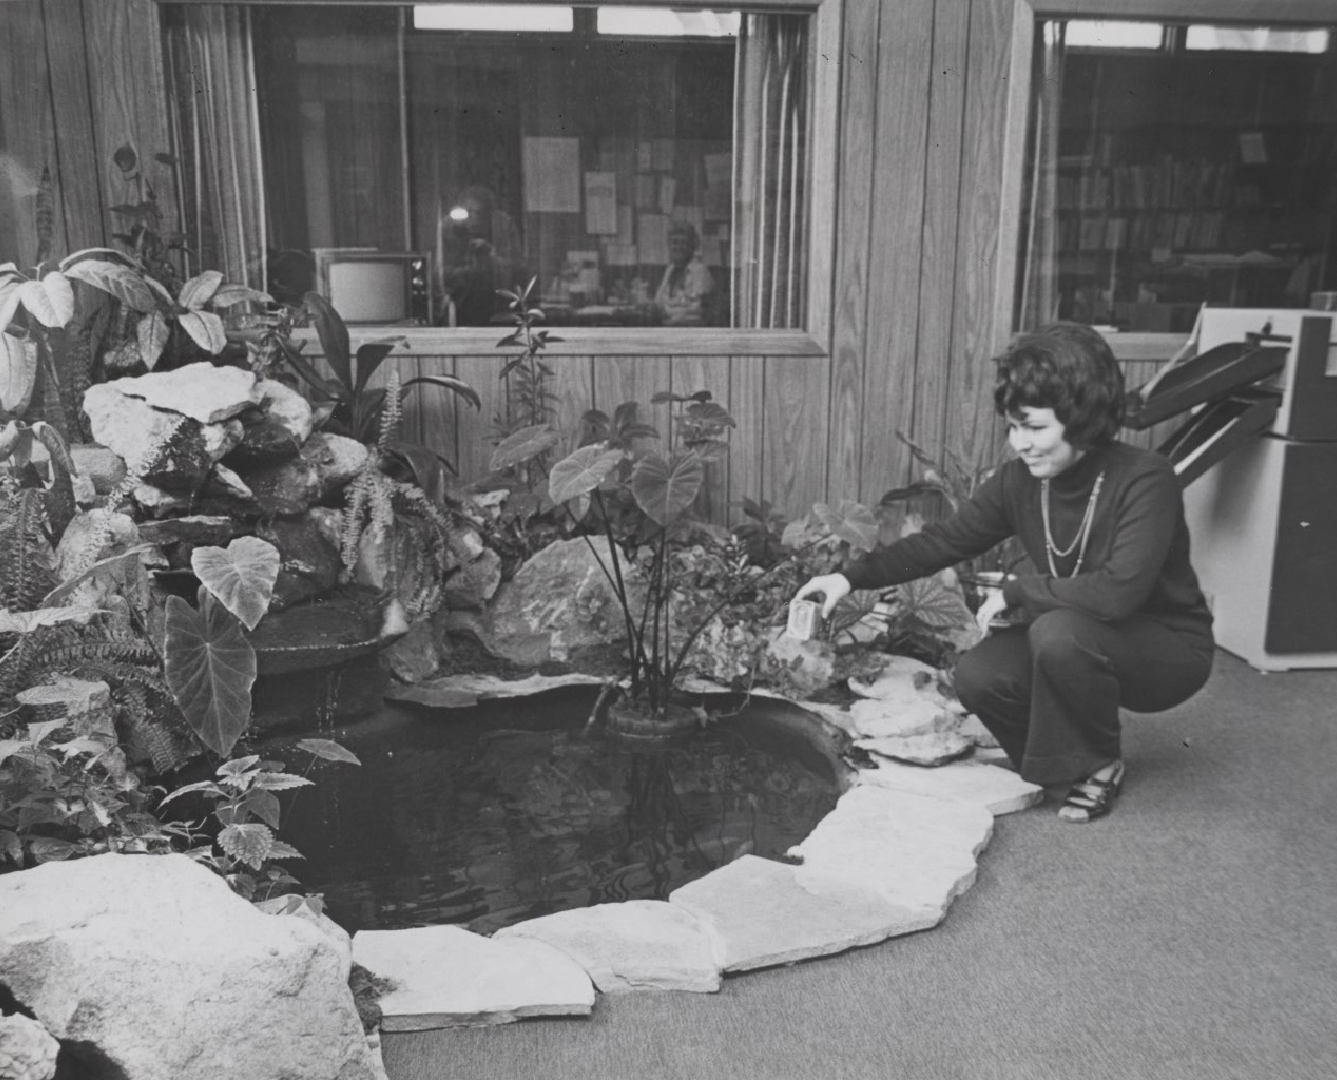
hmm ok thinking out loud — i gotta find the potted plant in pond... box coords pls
[534,391,762,736]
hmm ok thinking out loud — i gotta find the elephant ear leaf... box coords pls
[164,588,256,757]
[191,536,280,631]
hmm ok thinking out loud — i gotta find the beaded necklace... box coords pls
[1040,470,1105,578]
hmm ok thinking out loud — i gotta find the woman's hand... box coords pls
[974,589,1009,637]
[794,574,851,619]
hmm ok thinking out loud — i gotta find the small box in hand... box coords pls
[786,599,822,640]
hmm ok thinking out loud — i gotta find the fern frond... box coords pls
[0,489,57,612]
[378,369,402,450]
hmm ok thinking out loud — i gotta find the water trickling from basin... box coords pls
[276,687,844,934]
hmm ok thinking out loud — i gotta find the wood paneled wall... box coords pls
[1,0,1173,525]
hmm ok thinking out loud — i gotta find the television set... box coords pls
[311,249,433,325]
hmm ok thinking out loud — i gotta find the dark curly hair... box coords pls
[993,321,1125,448]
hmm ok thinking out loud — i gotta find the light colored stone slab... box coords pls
[495,900,723,993]
[387,670,606,705]
[110,362,261,424]
[956,711,1001,748]
[856,730,973,766]
[846,696,955,739]
[352,926,595,1029]
[669,855,940,972]
[787,786,994,914]
[857,759,1043,816]
[973,746,1015,769]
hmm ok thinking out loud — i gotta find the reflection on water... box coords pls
[277,688,842,934]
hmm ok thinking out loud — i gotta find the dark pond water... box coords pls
[275,688,844,934]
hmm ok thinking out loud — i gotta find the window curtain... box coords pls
[732,14,807,329]
[1016,21,1066,330]
[163,5,267,289]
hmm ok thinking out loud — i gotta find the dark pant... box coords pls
[953,608,1214,787]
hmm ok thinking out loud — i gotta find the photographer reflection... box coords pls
[654,220,715,327]
[436,186,524,326]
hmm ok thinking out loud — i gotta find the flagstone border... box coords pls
[349,675,1043,1031]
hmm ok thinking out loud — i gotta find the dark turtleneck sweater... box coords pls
[842,441,1214,646]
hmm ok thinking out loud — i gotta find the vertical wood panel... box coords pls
[945,0,1022,478]
[825,0,879,507]
[858,0,935,505]
[545,355,593,456]
[82,0,179,252]
[763,355,827,518]
[0,2,63,265]
[591,356,672,419]
[912,0,971,468]
[453,354,503,483]
[42,0,103,254]
[728,356,767,525]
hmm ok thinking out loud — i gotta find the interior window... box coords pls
[163,3,810,331]
[1015,19,1337,334]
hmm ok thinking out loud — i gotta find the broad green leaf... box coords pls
[239,788,282,829]
[304,291,351,391]
[62,259,157,313]
[33,422,77,476]
[630,453,704,526]
[210,283,272,308]
[895,574,973,631]
[157,780,227,808]
[42,545,153,608]
[490,423,561,471]
[219,822,273,869]
[164,588,256,757]
[250,771,313,792]
[402,374,481,411]
[0,332,38,415]
[814,499,879,553]
[218,755,262,779]
[136,310,169,369]
[296,738,361,765]
[0,280,23,334]
[0,605,96,634]
[40,273,75,324]
[179,270,224,311]
[178,309,226,354]
[687,400,735,427]
[352,342,396,395]
[17,279,68,327]
[266,841,304,860]
[548,444,625,504]
[191,536,280,631]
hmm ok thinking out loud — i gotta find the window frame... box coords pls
[998,0,1337,363]
[158,0,841,357]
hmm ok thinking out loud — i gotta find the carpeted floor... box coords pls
[382,650,1337,1080]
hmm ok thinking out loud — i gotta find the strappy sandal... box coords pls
[1057,760,1126,824]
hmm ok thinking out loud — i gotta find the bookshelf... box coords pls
[1026,45,1337,333]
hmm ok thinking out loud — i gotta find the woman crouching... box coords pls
[795,322,1215,822]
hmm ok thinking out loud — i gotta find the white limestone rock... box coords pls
[107,361,261,424]
[669,855,940,972]
[257,378,315,446]
[858,759,1043,816]
[787,785,994,914]
[0,853,377,1080]
[84,384,243,475]
[495,900,723,993]
[353,925,595,1029]
[0,1013,60,1080]
[845,696,956,739]
[856,730,974,766]
[955,710,1001,748]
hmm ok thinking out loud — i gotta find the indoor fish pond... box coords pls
[276,688,847,935]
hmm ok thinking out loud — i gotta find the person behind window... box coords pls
[795,322,1216,823]
[654,220,714,327]
[436,185,524,326]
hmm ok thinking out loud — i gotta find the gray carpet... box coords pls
[383,651,1337,1080]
